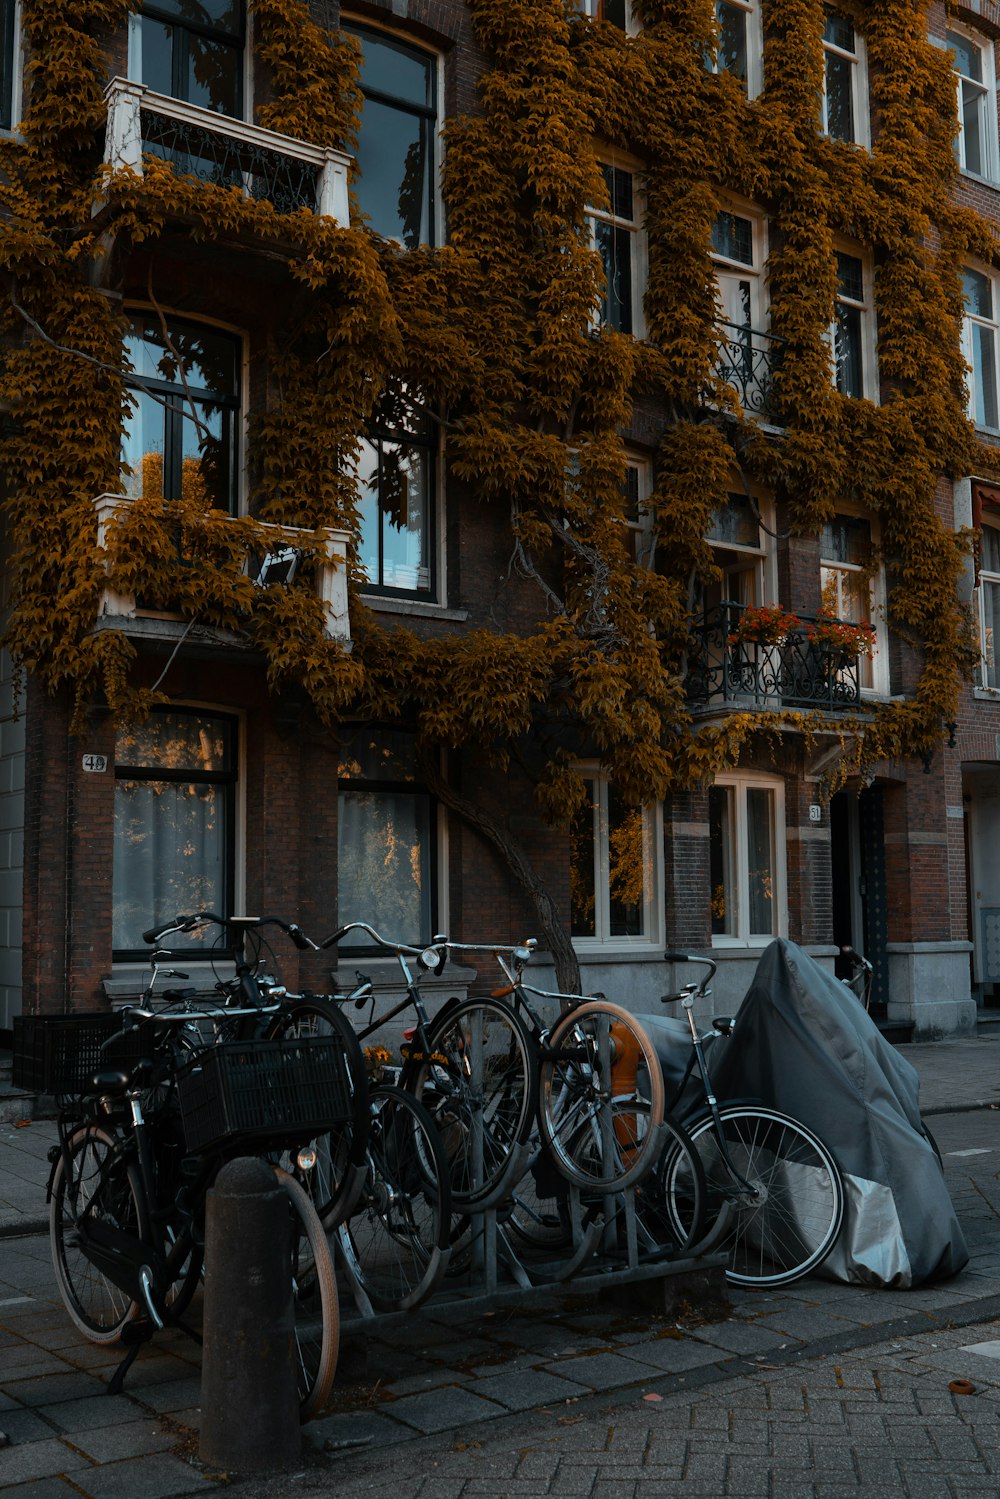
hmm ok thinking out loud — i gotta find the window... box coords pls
[337,730,437,949]
[355,404,436,597]
[121,314,242,515]
[622,454,654,566]
[704,492,769,610]
[341,22,437,248]
[821,10,869,147]
[132,0,245,118]
[963,267,1000,431]
[828,250,874,400]
[820,512,885,693]
[978,519,1000,690]
[577,0,638,30]
[711,208,771,410]
[709,0,762,98]
[587,161,645,336]
[570,772,659,945]
[949,27,998,180]
[709,774,784,945]
[113,710,237,957]
[1,0,18,131]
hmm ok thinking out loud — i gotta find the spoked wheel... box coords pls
[661,1105,845,1287]
[272,1168,339,1419]
[405,998,536,1209]
[50,1125,144,1343]
[337,1084,451,1313]
[264,998,370,1230]
[631,1114,708,1258]
[538,1001,665,1193]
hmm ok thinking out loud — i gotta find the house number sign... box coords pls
[82,754,108,773]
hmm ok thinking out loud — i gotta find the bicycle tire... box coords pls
[272,1167,339,1419]
[264,996,370,1229]
[632,1113,708,1257]
[537,1001,666,1193]
[661,1104,845,1287]
[404,996,536,1208]
[337,1083,451,1313]
[50,1124,144,1343]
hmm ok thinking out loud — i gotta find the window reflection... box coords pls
[342,22,436,248]
[137,0,244,117]
[571,775,651,941]
[121,315,240,514]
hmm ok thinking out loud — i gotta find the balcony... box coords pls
[712,320,785,422]
[94,494,351,643]
[686,602,864,711]
[103,78,351,222]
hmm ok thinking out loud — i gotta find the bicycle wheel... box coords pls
[661,1104,845,1287]
[632,1114,707,1257]
[264,997,370,1230]
[50,1124,144,1343]
[538,1001,665,1193]
[337,1084,451,1313]
[405,997,536,1208]
[272,1167,339,1420]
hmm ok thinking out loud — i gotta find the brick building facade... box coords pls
[1,0,998,1044]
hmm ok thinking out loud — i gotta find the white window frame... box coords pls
[821,8,870,148]
[962,263,1000,432]
[825,243,877,402]
[353,415,442,602]
[709,0,763,100]
[586,154,646,338]
[948,25,999,183]
[977,512,1000,690]
[623,452,655,566]
[571,768,662,950]
[710,203,772,415]
[819,508,888,696]
[709,771,786,948]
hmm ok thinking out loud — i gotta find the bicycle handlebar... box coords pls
[142,912,318,951]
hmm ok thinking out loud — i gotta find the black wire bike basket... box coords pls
[12,1012,152,1095]
[175,1036,353,1154]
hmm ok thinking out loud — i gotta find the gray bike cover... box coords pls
[687,938,968,1287]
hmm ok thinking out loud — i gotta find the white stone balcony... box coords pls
[103,78,351,224]
[94,494,351,642]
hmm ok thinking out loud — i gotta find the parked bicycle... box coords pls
[839,944,873,1011]
[652,951,846,1287]
[22,999,346,1416]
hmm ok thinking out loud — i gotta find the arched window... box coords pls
[342,21,438,248]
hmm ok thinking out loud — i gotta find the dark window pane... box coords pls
[345,23,434,109]
[746,788,775,935]
[602,0,628,27]
[707,494,760,547]
[711,211,753,266]
[607,784,645,937]
[139,18,174,96]
[825,53,854,140]
[601,163,634,220]
[716,0,748,82]
[570,785,597,938]
[139,4,243,114]
[834,302,863,396]
[184,33,241,115]
[836,252,864,303]
[709,785,734,936]
[595,219,634,333]
[948,30,980,81]
[116,712,232,771]
[356,433,434,594]
[337,788,432,945]
[821,514,871,566]
[145,0,242,31]
[0,0,12,130]
[352,96,431,247]
[824,9,854,51]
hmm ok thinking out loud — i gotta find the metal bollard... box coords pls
[199,1156,301,1471]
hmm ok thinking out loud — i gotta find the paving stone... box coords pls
[64,1421,178,1464]
[540,1351,656,1391]
[464,1368,592,1411]
[0,1481,82,1499]
[2,1373,107,1409]
[65,1454,215,1498]
[383,1384,508,1435]
[303,1407,415,1450]
[0,1437,93,1484]
[0,1406,55,1443]
[41,1395,139,1434]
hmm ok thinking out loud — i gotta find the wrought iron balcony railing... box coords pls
[712,320,785,420]
[686,601,864,710]
[103,79,351,223]
[94,494,351,642]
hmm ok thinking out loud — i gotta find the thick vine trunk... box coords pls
[418,751,582,996]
